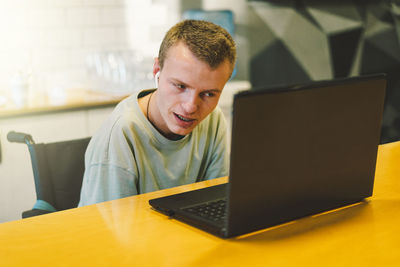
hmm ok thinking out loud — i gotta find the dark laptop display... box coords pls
[149,74,387,238]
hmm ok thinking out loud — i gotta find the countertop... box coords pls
[0,89,129,119]
[0,80,251,119]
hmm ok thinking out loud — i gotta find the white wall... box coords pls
[0,0,180,96]
[0,0,125,93]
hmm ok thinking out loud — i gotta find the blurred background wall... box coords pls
[247,0,400,143]
[2,0,399,143]
[0,0,181,97]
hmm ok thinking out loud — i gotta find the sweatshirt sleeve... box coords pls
[78,162,138,207]
[78,109,140,207]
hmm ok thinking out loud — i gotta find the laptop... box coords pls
[149,74,387,238]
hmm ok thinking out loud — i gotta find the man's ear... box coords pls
[154,71,160,88]
[153,58,161,76]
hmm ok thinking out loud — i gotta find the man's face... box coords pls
[151,42,231,139]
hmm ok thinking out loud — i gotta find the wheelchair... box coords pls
[7,131,90,218]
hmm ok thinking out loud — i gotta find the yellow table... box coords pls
[0,142,399,266]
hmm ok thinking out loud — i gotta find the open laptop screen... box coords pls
[226,74,387,236]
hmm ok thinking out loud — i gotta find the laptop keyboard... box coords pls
[182,198,227,223]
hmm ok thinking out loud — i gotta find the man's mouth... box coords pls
[175,113,195,122]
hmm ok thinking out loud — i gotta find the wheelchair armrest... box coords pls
[22,209,54,219]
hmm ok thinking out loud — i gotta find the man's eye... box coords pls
[175,83,186,89]
[203,92,215,97]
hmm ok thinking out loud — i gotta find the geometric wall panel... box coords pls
[250,40,310,88]
[329,28,363,77]
[248,0,400,143]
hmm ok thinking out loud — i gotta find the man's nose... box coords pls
[182,92,199,114]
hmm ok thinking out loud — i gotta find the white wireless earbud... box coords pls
[155,71,160,88]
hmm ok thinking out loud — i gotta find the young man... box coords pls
[78,20,236,206]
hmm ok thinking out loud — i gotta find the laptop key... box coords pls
[182,198,227,222]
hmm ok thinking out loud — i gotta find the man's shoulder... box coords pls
[203,106,226,126]
[88,92,144,152]
[108,93,143,126]
[194,106,227,137]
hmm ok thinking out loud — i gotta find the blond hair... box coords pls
[158,19,236,74]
